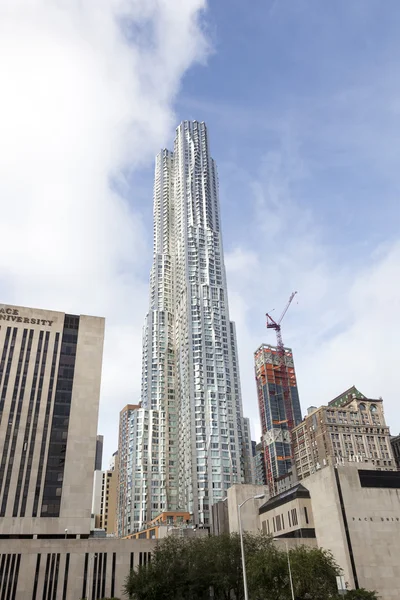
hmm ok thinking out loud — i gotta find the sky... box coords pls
[1,0,400,465]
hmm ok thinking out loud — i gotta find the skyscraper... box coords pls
[120,121,252,535]
[254,343,301,491]
[0,303,104,537]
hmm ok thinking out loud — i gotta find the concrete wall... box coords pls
[60,315,104,532]
[91,470,103,529]
[303,466,354,588]
[227,484,270,533]
[259,495,314,538]
[295,464,400,599]
[211,500,229,535]
[0,537,155,600]
[338,465,400,599]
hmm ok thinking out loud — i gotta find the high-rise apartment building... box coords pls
[0,303,104,537]
[117,404,140,537]
[254,344,302,489]
[292,386,396,480]
[119,121,252,535]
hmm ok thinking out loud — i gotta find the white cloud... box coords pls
[0,0,208,462]
[225,144,400,442]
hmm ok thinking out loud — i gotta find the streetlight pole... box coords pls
[238,493,265,600]
[273,538,295,600]
[285,540,295,600]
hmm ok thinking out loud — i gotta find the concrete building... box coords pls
[259,482,315,540]
[0,303,104,538]
[227,483,270,534]
[212,462,400,598]
[121,121,252,534]
[95,434,103,471]
[258,463,400,599]
[211,498,229,535]
[254,344,301,491]
[390,434,400,469]
[0,537,154,600]
[292,386,396,480]
[99,456,119,535]
[91,470,103,529]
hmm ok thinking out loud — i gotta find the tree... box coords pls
[124,532,376,600]
[288,546,340,599]
[247,541,290,600]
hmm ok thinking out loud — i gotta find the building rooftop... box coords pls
[328,385,367,408]
[259,483,310,514]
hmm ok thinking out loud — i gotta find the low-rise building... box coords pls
[0,537,154,599]
[259,482,315,540]
[265,463,400,599]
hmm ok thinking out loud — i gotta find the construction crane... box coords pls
[264,291,297,493]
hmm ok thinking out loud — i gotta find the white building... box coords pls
[120,121,253,534]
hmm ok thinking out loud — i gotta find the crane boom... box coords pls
[277,291,297,325]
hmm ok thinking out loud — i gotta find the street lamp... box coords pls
[273,538,295,600]
[238,493,265,600]
[64,528,68,540]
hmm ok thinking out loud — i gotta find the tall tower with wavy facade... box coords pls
[119,121,253,535]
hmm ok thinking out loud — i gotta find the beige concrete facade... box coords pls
[229,463,400,599]
[0,303,104,537]
[91,470,103,529]
[227,484,270,533]
[259,485,314,539]
[0,537,155,600]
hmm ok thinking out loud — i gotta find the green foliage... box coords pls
[123,533,377,600]
[288,546,340,599]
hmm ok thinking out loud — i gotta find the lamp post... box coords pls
[238,493,265,600]
[273,538,295,600]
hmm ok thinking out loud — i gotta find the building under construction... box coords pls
[254,344,302,489]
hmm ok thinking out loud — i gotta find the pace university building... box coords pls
[0,303,105,538]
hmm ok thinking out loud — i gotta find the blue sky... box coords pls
[1,0,400,462]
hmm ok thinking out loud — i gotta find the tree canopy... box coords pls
[123,532,377,600]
